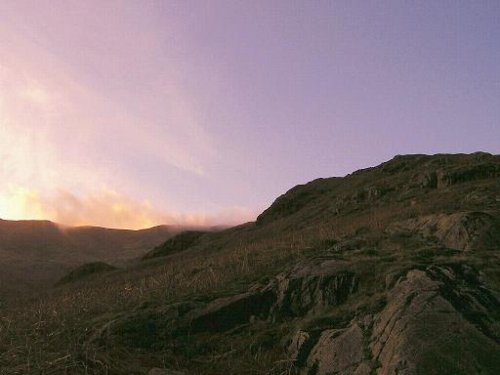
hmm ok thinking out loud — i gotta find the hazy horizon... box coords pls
[1,1,499,229]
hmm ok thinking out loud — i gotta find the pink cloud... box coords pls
[0,186,256,229]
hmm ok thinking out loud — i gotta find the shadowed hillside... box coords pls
[142,231,208,260]
[0,221,177,295]
[56,262,117,286]
[1,152,499,375]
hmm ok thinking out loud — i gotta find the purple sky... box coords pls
[0,1,499,228]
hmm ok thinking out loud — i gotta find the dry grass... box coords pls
[0,227,318,374]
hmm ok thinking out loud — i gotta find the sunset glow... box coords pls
[1,1,499,229]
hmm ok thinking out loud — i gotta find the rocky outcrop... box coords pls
[271,263,358,320]
[297,324,368,375]
[436,162,500,188]
[289,264,500,375]
[412,162,500,189]
[185,288,276,333]
[288,319,375,375]
[185,261,358,332]
[387,211,500,250]
[87,258,500,375]
[371,264,500,375]
[86,260,359,350]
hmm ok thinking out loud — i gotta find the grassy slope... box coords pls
[1,153,499,374]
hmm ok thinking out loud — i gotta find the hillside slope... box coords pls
[1,152,499,375]
[0,220,176,295]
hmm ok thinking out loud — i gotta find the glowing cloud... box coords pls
[0,8,245,228]
[0,186,256,229]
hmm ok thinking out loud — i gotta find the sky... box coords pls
[0,1,499,229]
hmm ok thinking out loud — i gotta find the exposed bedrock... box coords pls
[387,211,500,251]
[85,258,500,375]
[291,264,500,375]
[86,259,359,349]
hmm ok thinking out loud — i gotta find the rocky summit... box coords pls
[1,152,500,374]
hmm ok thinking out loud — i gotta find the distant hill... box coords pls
[0,220,176,294]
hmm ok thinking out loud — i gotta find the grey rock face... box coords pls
[270,266,358,320]
[288,320,374,375]
[387,211,499,250]
[304,324,365,375]
[288,330,310,362]
[186,262,358,332]
[371,265,500,375]
[289,264,500,375]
